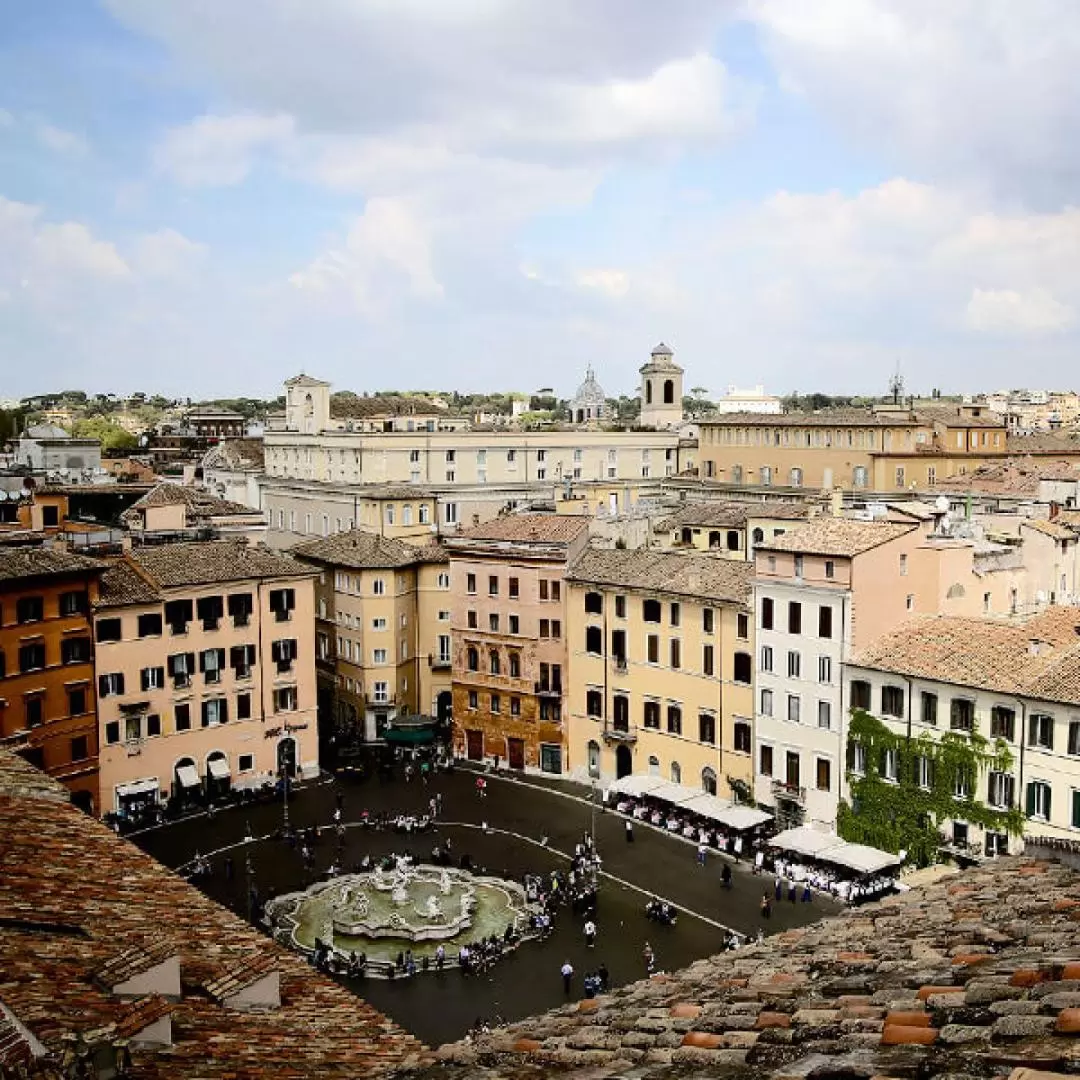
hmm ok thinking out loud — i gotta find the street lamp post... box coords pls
[279,720,302,838]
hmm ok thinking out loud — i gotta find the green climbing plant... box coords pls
[836,709,1024,867]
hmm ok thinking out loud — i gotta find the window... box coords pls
[794,554,804,578]
[59,590,87,616]
[698,713,716,745]
[584,591,603,615]
[670,639,681,669]
[466,573,477,595]
[468,690,478,710]
[1069,720,1080,756]
[788,602,802,634]
[68,686,86,716]
[539,580,549,601]
[921,692,938,727]
[136,612,163,638]
[98,672,125,697]
[510,696,521,716]
[437,572,450,589]
[787,695,801,724]
[612,695,629,730]
[759,744,774,776]
[271,639,297,673]
[539,619,550,639]
[373,681,390,703]
[880,747,898,782]
[850,680,871,710]
[785,751,801,788]
[489,650,500,675]
[790,467,803,487]
[646,634,659,664]
[817,606,833,639]
[643,599,661,623]
[490,694,500,714]
[203,698,229,726]
[817,655,832,684]
[613,594,627,618]
[761,645,774,672]
[466,647,478,672]
[850,742,866,775]
[16,596,43,623]
[702,607,714,634]
[951,698,975,732]
[1026,780,1052,820]
[197,595,224,630]
[551,581,561,601]
[643,700,660,728]
[373,648,388,664]
[702,644,714,676]
[824,560,835,579]
[733,720,751,753]
[175,704,191,731]
[372,578,385,596]
[586,626,602,655]
[587,689,603,718]
[467,611,478,629]
[237,693,252,720]
[489,613,500,632]
[761,597,774,630]
[881,685,905,718]
[666,705,682,735]
[105,720,120,745]
[61,637,90,665]
[509,614,519,635]
[97,617,122,643]
[991,705,1015,741]
[1029,713,1054,750]
[125,715,142,742]
[787,650,801,678]
[488,575,499,597]
[988,771,1015,809]
[816,758,832,792]
[899,553,908,577]
[200,648,225,683]
[760,689,773,717]
[670,602,680,627]
[141,666,165,692]
[269,588,295,621]
[813,701,830,731]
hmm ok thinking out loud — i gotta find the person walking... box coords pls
[598,962,610,992]
[721,863,732,890]
[643,942,655,975]
[696,841,707,867]
[561,959,574,994]
[625,819,634,843]
[760,891,772,919]
[584,918,597,948]
[435,944,445,970]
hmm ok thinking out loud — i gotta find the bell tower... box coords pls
[638,343,684,428]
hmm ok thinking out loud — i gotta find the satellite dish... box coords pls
[935,496,949,512]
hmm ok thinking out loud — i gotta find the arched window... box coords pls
[701,766,717,795]
[670,761,681,784]
[645,381,653,405]
[752,527,764,543]
[663,379,674,404]
[588,740,601,777]
[466,647,478,672]
[648,755,660,777]
[585,626,602,654]
[489,649,500,675]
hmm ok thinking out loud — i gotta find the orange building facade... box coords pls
[0,548,105,810]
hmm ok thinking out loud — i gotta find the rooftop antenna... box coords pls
[888,363,904,406]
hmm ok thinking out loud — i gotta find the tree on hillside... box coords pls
[72,416,138,454]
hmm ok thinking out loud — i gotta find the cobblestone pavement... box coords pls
[134,768,835,1045]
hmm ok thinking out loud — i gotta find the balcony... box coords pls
[428,654,452,671]
[772,779,806,804]
[364,693,396,707]
[535,682,563,698]
[602,724,637,744]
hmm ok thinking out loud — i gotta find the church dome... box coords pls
[571,367,607,424]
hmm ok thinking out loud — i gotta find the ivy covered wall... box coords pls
[837,709,1024,867]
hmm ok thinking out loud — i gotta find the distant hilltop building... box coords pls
[713,384,782,415]
[638,342,684,429]
[570,367,607,426]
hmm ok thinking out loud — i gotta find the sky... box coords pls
[1,1,1079,402]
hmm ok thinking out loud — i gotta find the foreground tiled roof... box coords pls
[129,541,314,588]
[758,518,915,557]
[661,501,810,531]
[119,482,260,527]
[417,858,1080,1080]
[0,748,429,1078]
[850,607,1080,705]
[292,529,434,570]
[0,546,106,583]
[1022,519,1078,542]
[932,458,1080,496]
[568,548,753,606]
[452,515,592,545]
[97,560,162,608]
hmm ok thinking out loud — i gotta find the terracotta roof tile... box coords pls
[119,482,260,527]
[567,548,752,606]
[292,529,433,570]
[660,500,810,531]
[128,541,314,589]
[0,547,106,584]
[96,560,161,608]
[452,514,591,544]
[758,518,915,557]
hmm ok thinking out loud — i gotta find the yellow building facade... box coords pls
[565,548,755,801]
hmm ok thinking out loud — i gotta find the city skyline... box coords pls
[2,3,1079,398]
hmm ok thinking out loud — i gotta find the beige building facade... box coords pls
[565,548,755,800]
[93,542,319,816]
[292,531,453,742]
[659,500,813,560]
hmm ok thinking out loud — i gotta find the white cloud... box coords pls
[575,269,631,298]
[37,123,89,156]
[289,198,443,316]
[966,288,1075,334]
[748,0,1080,200]
[154,112,294,185]
[131,228,207,278]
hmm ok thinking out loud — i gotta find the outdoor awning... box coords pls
[769,826,841,857]
[645,780,700,805]
[679,791,733,821]
[608,774,669,798]
[820,842,901,875]
[207,757,231,780]
[715,805,773,831]
[176,764,200,789]
[384,724,436,745]
[115,778,159,799]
